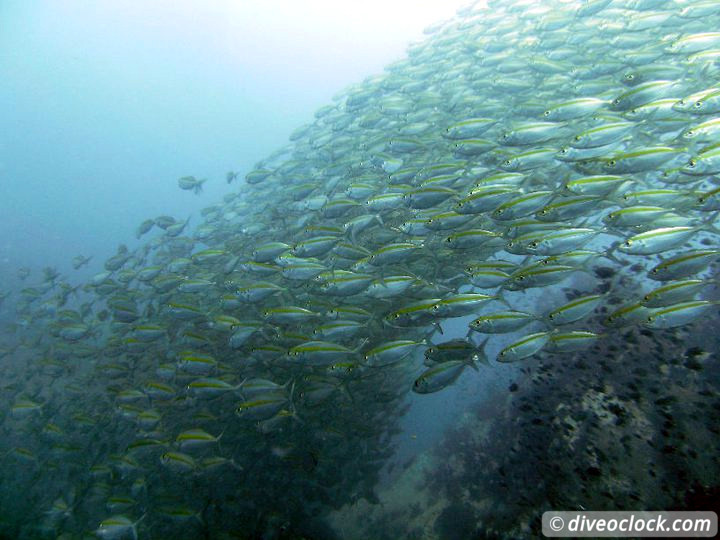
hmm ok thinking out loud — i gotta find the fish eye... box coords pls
[528,241,538,248]
[624,240,632,246]
[516,275,525,281]
[685,130,695,138]
[559,147,568,155]
[446,236,453,242]
[625,73,634,80]
[503,160,512,166]
[688,159,696,168]
[543,110,550,116]
[574,135,582,141]
[694,101,703,108]
[607,160,616,167]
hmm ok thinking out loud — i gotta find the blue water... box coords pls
[0,1,464,281]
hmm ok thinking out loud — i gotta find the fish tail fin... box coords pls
[340,381,356,403]
[702,210,720,235]
[539,313,555,329]
[465,325,478,340]
[288,379,296,403]
[495,289,513,309]
[383,318,402,329]
[132,513,147,540]
[352,337,370,354]
[234,377,248,398]
[603,241,625,266]
[288,395,304,425]
[194,510,205,526]
[467,355,481,371]
[475,336,490,368]
[423,326,439,342]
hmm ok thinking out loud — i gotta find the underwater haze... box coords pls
[2,0,720,539]
[0,0,464,278]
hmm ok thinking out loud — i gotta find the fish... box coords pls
[469,310,538,334]
[177,176,207,194]
[641,279,715,307]
[545,294,604,325]
[412,358,479,394]
[95,514,145,540]
[71,255,92,270]
[617,222,719,256]
[496,332,551,363]
[648,250,720,281]
[175,428,223,450]
[236,394,291,422]
[645,300,719,328]
[424,337,489,367]
[363,340,424,367]
[547,330,603,353]
[543,97,608,120]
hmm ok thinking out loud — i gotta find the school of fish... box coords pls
[1,0,720,537]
